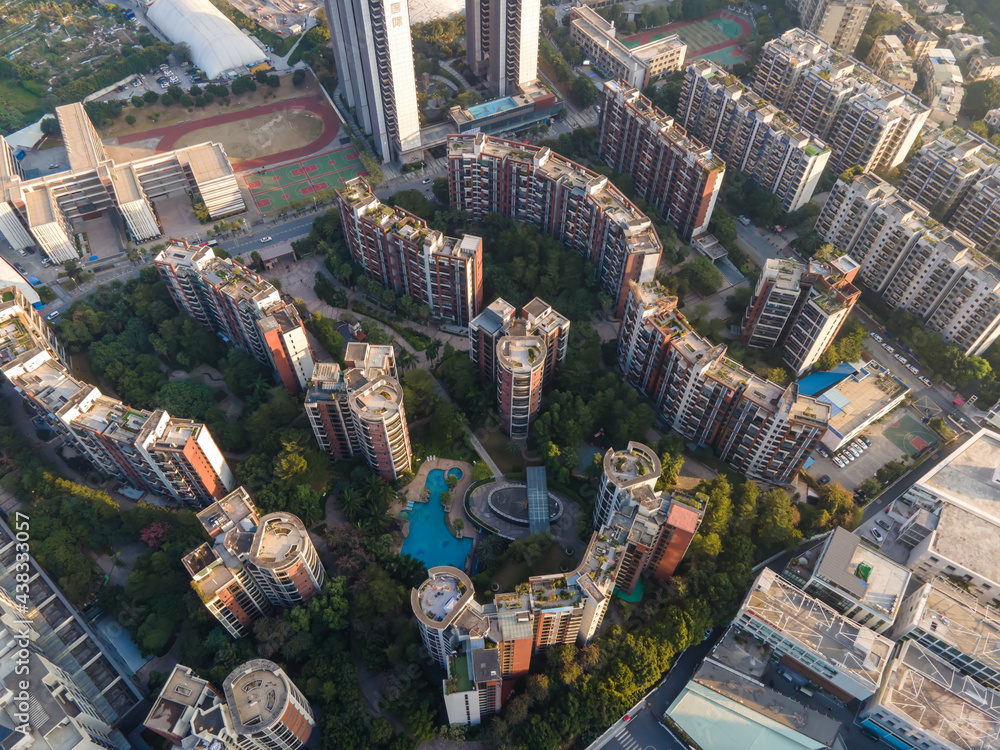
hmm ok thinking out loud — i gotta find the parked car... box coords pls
[883,343,894,353]
[843,452,855,463]
[16,248,25,257]
[870,527,884,543]
[818,475,831,485]
[871,332,883,342]
[848,446,860,458]
[920,376,932,386]
[45,310,60,321]
[908,364,919,374]
[861,436,872,446]
[833,456,845,468]
[876,518,891,531]
[817,446,830,458]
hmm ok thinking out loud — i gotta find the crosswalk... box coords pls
[612,727,640,750]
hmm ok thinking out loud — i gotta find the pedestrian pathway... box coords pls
[439,60,473,90]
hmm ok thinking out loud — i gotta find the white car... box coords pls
[920,376,932,386]
[833,456,845,468]
[870,527,884,543]
[842,452,855,463]
[260,236,272,243]
[45,310,60,321]
[870,332,883,343]
[907,364,919,374]
[849,446,860,458]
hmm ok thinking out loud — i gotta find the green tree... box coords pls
[857,477,882,497]
[679,256,724,297]
[754,489,802,554]
[273,441,308,489]
[963,79,1000,121]
[432,176,450,205]
[292,69,306,86]
[125,114,136,126]
[572,75,599,108]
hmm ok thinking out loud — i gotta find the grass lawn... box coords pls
[475,427,524,475]
[410,422,476,462]
[0,80,43,122]
[491,543,576,591]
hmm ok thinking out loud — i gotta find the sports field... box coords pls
[244,147,366,213]
[883,413,938,457]
[621,10,751,66]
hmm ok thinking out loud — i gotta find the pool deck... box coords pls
[397,458,477,546]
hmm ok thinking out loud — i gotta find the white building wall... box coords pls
[386,0,421,154]
[31,221,77,262]
[0,202,33,249]
[280,326,315,390]
[120,199,160,242]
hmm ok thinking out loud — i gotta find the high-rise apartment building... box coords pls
[858,641,1000,750]
[782,527,911,634]
[1,346,234,503]
[900,127,1000,219]
[325,0,421,160]
[787,0,872,52]
[866,35,918,91]
[146,660,316,750]
[597,80,725,239]
[595,441,705,590]
[304,343,413,479]
[742,256,861,375]
[336,177,484,327]
[469,297,569,435]
[816,174,1000,356]
[466,0,540,96]
[154,243,315,392]
[0,104,243,259]
[920,48,964,127]
[569,7,686,90]
[0,518,144,733]
[891,578,1000,690]
[184,487,326,638]
[677,61,830,212]
[893,429,1000,609]
[953,173,1000,253]
[0,622,132,749]
[617,281,830,485]
[0,283,67,364]
[496,325,546,437]
[752,29,929,174]
[448,133,662,316]
[736,569,894,701]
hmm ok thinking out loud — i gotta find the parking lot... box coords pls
[97,58,201,105]
[808,403,939,491]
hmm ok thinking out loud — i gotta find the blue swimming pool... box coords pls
[401,468,471,569]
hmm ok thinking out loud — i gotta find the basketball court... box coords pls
[883,414,938,457]
[621,11,751,66]
[243,147,367,213]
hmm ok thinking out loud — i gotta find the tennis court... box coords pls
[883,414,938,457]
[243,147,367,213]
[621,11,751,65]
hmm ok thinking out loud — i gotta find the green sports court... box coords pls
[621,11,751,66]
[882,413,938,457]
[244,147,367,213]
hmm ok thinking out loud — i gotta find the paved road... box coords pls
[588,631,723,750]
[219,214,318,258]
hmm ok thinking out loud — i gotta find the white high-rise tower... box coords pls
[326,0,421,160]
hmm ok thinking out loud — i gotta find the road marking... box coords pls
[614,728,639,750]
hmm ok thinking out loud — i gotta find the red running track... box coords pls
[115,95,341,172]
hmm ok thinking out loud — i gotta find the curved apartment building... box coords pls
[248,512,326,608]
[496,331,546,437]
[348,371,413,481]
[412,566,478,670]
[185,488,326,637]
[595,441,661,529]
[222,659,316,750]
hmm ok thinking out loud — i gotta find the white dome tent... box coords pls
[146,0,268,80]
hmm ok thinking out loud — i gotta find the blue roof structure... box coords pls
[795,362,864,396]
[526,467,550,535]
